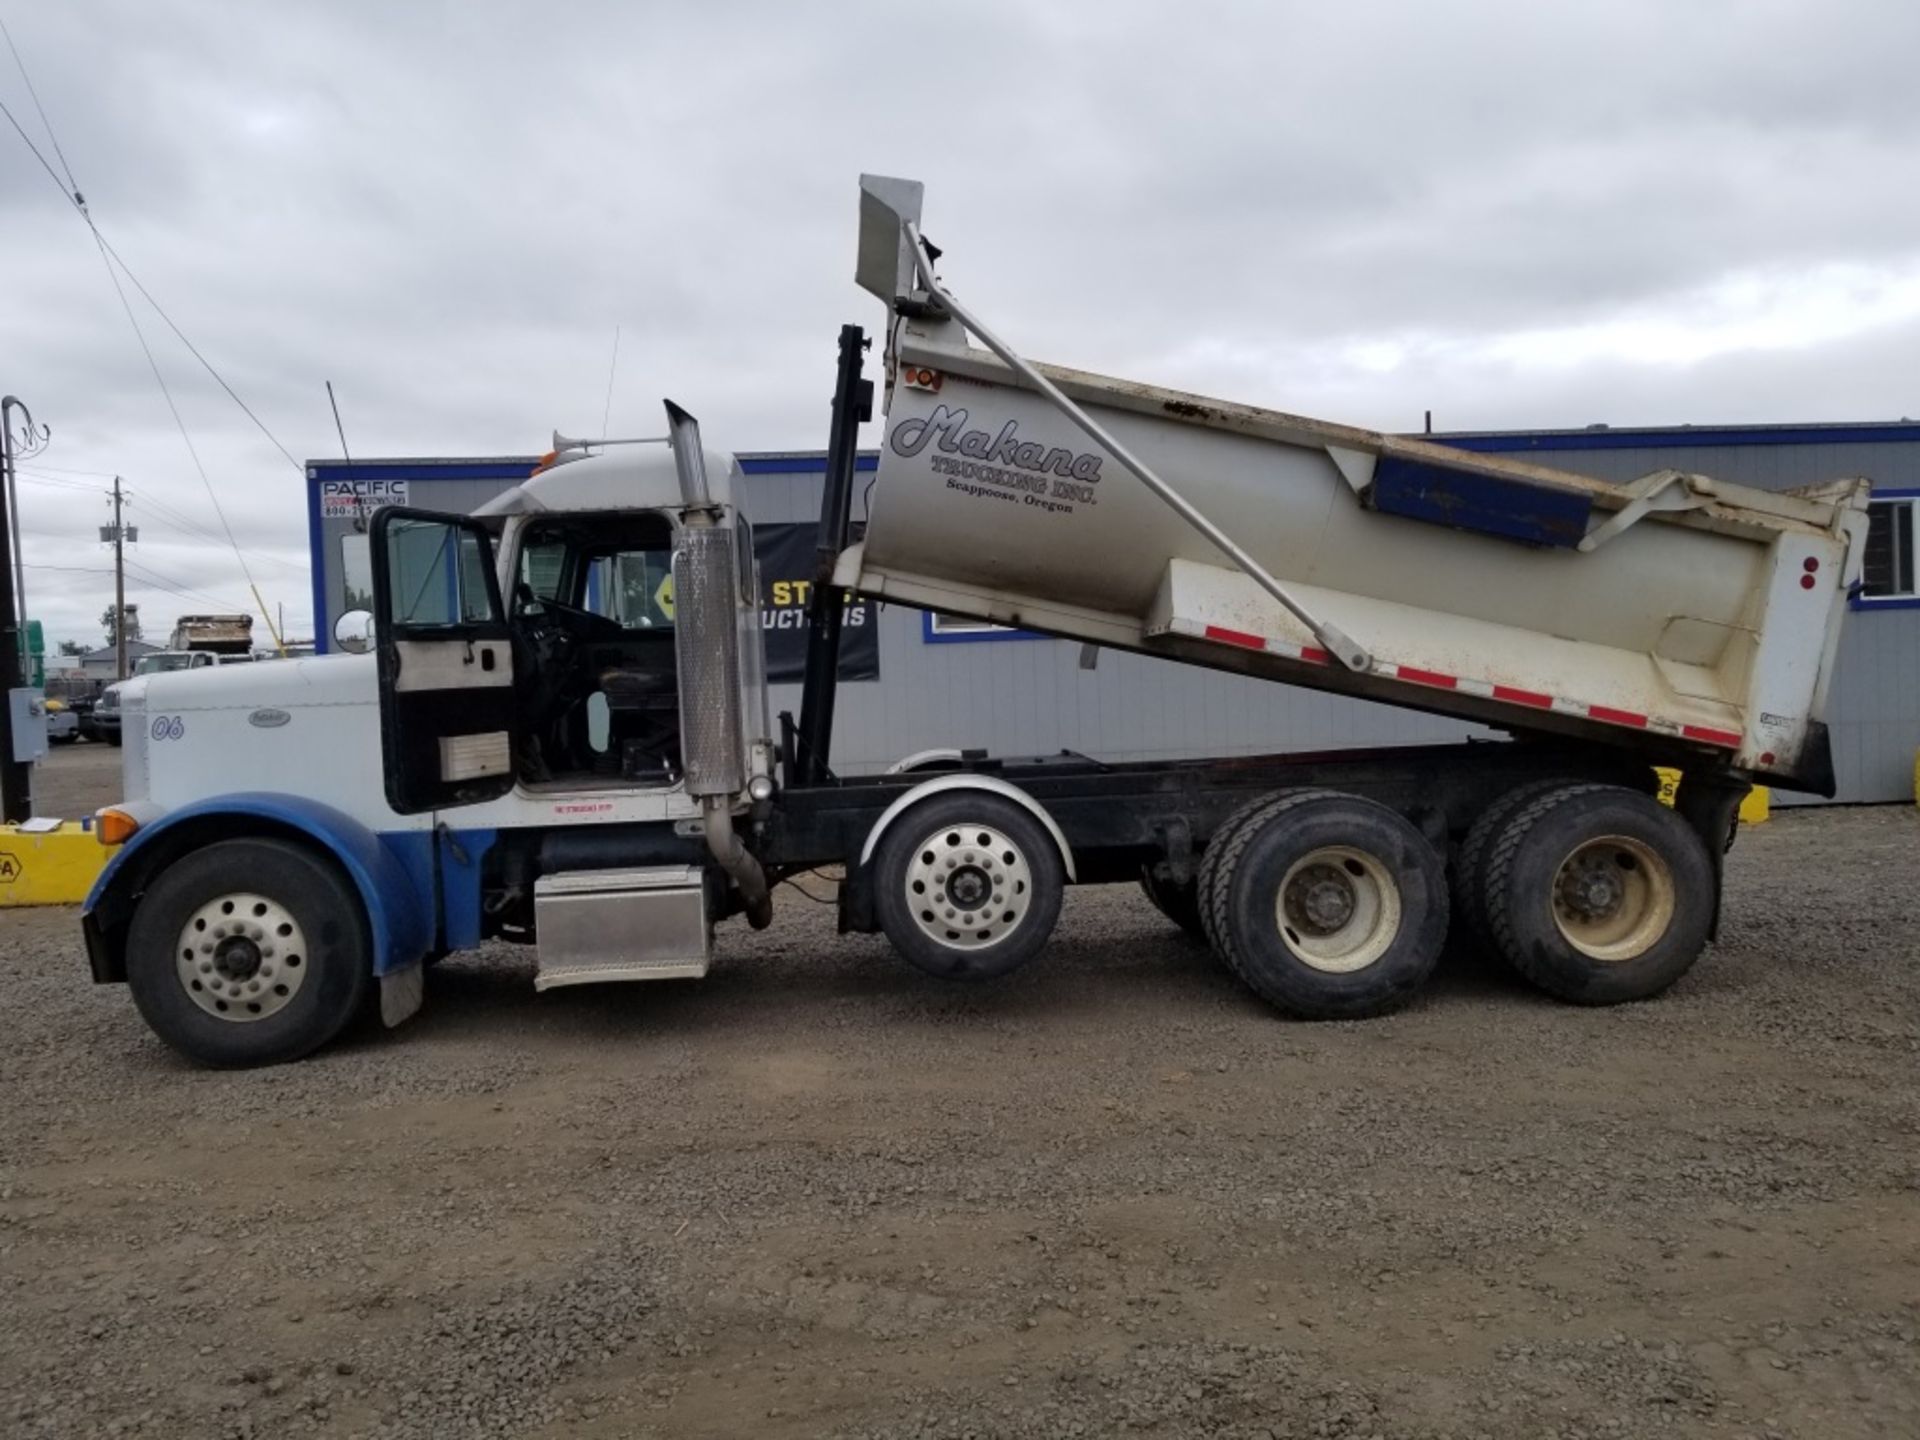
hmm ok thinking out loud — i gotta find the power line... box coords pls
[24,557,241,612]
[122,559,251,614]
[125,488,309,574]
[15,467,309,575]
[14,462,119,478]
[87,223,266,589]
[1,64,303,478]
[0,16,77,194]
[92,230,304,473]
[0,85,72,205]
[0,49,306,653]
[13,468,107,494]
[0,80,269,587]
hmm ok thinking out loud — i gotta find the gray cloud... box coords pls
[4,0,1917,646]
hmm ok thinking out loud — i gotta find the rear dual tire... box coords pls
[1481,783,1713,1005]
[1202,790,1449,1020]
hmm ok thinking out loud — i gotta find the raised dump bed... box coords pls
[848,176,1867,797]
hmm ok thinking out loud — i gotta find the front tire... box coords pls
[871,793,1065,981]
[125,838,372,1066]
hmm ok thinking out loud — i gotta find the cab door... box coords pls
[370,508,517,814]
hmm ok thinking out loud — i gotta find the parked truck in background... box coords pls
[168,613,254,658]
[79,176,1868,1067]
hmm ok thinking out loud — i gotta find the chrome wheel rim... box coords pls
[904,823,1033,951]
[1551,835,1675,962]
[174,893,308,1021]
[1274,846,1402,974]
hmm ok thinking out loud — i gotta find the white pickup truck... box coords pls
[80,176,1867,1066]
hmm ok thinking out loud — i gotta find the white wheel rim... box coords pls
[1274,846,1403,974]
[1551,834,1675,962]
[174,893,309,1022]
[903,823,1034,951]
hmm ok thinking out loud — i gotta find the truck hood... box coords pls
[130,653,385,820]
[139,652,375,712]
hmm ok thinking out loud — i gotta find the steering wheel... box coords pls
[514,583,577,666]
[524,589,626,641]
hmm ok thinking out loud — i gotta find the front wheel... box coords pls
[871,792,1065,981]
[125,838,372,1066]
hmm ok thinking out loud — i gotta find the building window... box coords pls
[921,611,1046,644]
[929,612,1010,636]
[1860,496,1918,603]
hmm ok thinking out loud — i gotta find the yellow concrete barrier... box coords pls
[0,821,121,907]
[1654,768,1769,824]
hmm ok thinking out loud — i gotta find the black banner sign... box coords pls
[753,521,879,683]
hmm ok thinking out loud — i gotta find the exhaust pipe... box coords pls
[663,398,772,929]
[703,799,772,929]
[664,399,713,509]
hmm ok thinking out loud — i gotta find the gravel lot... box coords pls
[2,761,1917,1439]
[29,740,120,821]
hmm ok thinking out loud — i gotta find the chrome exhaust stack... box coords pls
[663,399,772,928]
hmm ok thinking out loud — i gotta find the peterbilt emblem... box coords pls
[249,708,292,729]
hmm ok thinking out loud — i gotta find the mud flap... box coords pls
[1672,774,1747,942]
[380,962,425,1028]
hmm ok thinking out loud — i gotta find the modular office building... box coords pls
[309,421,1920,804]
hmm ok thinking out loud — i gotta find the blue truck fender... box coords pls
[82,794,436,984]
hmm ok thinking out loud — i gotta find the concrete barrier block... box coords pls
[0,820,120,907]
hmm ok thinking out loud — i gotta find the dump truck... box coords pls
[80,176,1868,1067]
[168,613,254,658]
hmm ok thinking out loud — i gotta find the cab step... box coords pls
[532,865,711,990]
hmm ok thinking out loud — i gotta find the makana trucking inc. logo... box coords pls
[888,405,1102,515]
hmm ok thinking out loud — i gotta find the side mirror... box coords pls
[334,609,376,654]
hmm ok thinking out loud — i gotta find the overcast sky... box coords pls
[4,0,1917,650]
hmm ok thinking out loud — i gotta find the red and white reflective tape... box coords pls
[1175,619,1743,750]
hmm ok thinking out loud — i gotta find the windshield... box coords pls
[134,654,195,675]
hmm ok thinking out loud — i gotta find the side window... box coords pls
[1861,498,1916,601]
[383,517,498,627]
[518,539,569,602]
[583,549,675,628]
[340,533,374,610]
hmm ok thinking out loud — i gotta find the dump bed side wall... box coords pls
[861,346,1862,791]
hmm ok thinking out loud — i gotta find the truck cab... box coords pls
[82,412,783,1065]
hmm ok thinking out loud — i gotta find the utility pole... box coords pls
[0,395,45,823]
[112,477,127,682]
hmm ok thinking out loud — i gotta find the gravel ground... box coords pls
[28,740,120,820]
[2,803,1917,1439]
